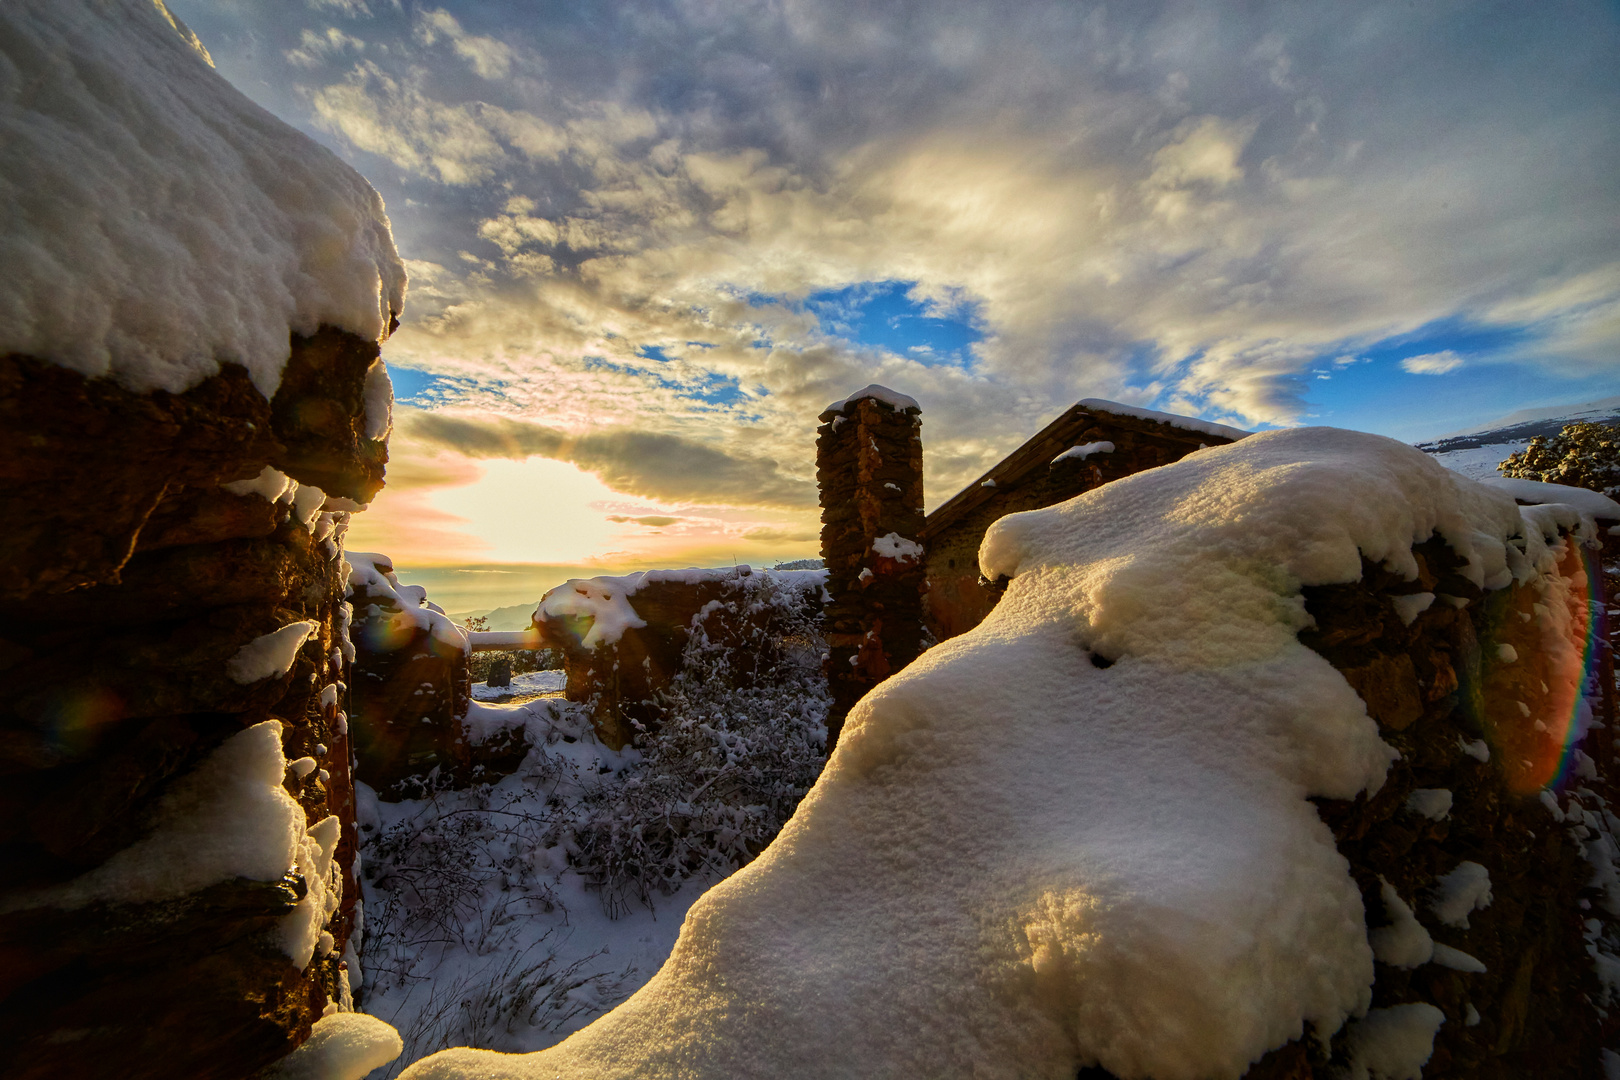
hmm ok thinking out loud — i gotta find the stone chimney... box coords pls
[816,386,927,749]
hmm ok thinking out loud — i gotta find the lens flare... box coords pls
[1502,546,1603,794]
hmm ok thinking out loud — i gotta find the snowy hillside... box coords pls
[1417,396,1620,481]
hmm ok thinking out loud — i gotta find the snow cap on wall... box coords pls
[824,384,921,415]
[0,0,407,397]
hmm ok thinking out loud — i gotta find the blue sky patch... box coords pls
[386,365,487,407]
[754,280,984,365]
[1303,317,1610,441]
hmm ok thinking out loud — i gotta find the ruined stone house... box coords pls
[919,398,1249,640]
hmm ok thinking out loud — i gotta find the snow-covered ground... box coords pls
[356,699,715,1077]
[1425,440,1527,482]
[470,670,567,702]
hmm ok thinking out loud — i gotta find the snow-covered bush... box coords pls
[1499,421,1620,496]
[568,571,830,915]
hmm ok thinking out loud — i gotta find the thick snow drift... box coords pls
[0,0,406,396]
[399,429,1566,1080]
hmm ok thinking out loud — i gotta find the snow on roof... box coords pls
[0,1,406,397]
[1480,476,1620,521]
[1077,398,1252,442]
[400,429,1590,1080]
[824,384,921,415]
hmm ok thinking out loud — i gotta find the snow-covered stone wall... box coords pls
[396,428,1619,1080]
[532,566,829,751]
[347,553,474,795]
[0,2,404,1075]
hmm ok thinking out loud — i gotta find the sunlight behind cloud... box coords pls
[427,457,622,563]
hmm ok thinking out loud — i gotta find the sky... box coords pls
[170,0,1620,612]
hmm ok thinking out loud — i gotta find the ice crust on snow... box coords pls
[824,384,921,414]
[1052,441,1115,464]
[264,1012,402,1080]
[1341,1003,1444,1080]
[227,621,319,684]
[1077,398,1252,442]
[400,428,1590,1080]
[1429,862,1493,929]
[0,1,406,397]
[1482,477,1620,520]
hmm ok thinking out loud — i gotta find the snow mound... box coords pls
[227,621,320,684]
[1052,440,1115,464]
[348,553,468,651]
[266,1012,402,1080]
[2,718,346,967]
[0,0,406,397]
[397,428,1575,1080]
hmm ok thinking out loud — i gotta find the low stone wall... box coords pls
[346,553,473,796]
[1222,527,1619,1078]
[0,331,387,1079]
[816,387,927,748]
[534,567,827,751]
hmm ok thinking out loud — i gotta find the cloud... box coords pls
[608,515,681,527]
[286,27,364,68]
[181,0,1620,514]
[415,8,515,80]
[1400,351,1465,375]
[398,409,816,508]
[741,526,821,543]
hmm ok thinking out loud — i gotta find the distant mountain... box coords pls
[1417,396,1620,483]
[448,601,540,631]
[1419,395,1620,453]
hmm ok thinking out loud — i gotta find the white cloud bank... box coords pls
[175,0,1620,511]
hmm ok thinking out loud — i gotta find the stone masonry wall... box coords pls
[533,567,823,751]
[0,330,387,1080]
[816,390,927,749]
[348,556,473,797]
[923,405,1233,642]
[1211,529,1620,1079]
